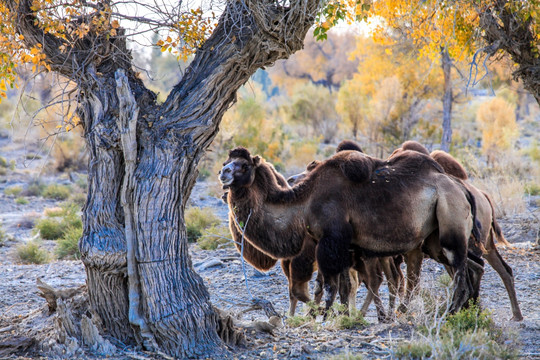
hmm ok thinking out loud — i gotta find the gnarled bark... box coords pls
[3,0,321,357]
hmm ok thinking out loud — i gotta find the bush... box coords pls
[35,218,65,240]
[16,241,50,264]
[185,207,221,243]
[56,226,82,259]
[335,311,368,330]
[36,203,82,240]
[43,183,72,200]
[197,225,232,250]
[524,183,540,196]
[69,192,87,207]
[394,301,518,360]
[15,197,29,205]
[442,301,494,335]
[0,156,7,168]
[22,180,45,197]
[286,315,310,328]
[4,185,23,196]
[0,224,6,246]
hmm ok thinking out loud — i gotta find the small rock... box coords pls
[195,258,224,271]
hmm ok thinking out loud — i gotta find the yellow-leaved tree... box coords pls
[476,97,519,165]
[317,0,540,150]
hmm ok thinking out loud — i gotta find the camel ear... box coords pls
[252,155,261,166]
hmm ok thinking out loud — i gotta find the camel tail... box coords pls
[464,185,482,244]
[483,191,511,247]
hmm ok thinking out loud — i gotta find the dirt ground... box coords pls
[0,138,539,359]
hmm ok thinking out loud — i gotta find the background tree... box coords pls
[341,36,443,155]
[476,97,519,165]
[316,0,540,150]
[0,0,321,357]
[268,31,358,93]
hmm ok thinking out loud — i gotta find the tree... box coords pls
[0,0,320,357]
[268,31,358,93]
[316,0,540,148]
[340,36,443,155]
[476,97,519,165]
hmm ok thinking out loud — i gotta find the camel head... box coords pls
[219,147,261,189]
[287,160,321,186]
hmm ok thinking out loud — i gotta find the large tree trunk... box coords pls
[440,47,453,152]
[5,0,320,357]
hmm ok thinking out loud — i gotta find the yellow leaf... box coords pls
[111,20,120,29]
[0,81,6,91]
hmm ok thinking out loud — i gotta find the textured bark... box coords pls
[479,0,540,105]
[2,0,321,357]
[440,48,453,152]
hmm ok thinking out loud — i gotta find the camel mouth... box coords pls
[219,177,233,188]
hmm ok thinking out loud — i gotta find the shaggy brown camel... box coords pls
[391,141,522,321]
[430,149,523,321]
[224,158,357,316]
[220,146,480,314]
[287,140,405,321]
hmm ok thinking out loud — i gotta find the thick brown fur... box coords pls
[220,146,480,314]
[428,149,522,320]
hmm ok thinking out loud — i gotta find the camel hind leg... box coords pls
[484,234,523,321]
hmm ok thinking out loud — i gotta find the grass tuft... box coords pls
[42,183,72,200]
[16,241,50,264]
[185,207,221,243]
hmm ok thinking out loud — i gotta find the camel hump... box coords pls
[431,150,468,180]
[336,140,363,153]
[338,151,373,183]
[401,140,430,155]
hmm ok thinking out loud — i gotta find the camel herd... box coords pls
[218,140,523,322]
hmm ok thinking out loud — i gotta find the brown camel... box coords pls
[225,148,360,317]
[220,146,480,314]
[390,141,522,321]
[287,140,405,321]
[430,149,523,321]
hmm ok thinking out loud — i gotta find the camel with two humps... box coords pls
[227,141,405,322]
[286,141,406,321]
[220,146,481,315]
[392,141,523,321]
[224,160,359,317]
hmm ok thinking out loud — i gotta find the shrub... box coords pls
[4,185,23,196]
[15,197,29,205]
[334,311,368,330]
[35,218,65,240]
[16,241,50,264]
[56,226,82,260]
[36,203,82,240]
[22,180,45,197]
[197,225,232,250]
[185,207,221,243]
[43,183,72,200]
[524,183,540,196]
[442,301,494,335]
[286,315,310,328]
[0,224,6,246]
[0,156,7,168]
[394,301,518,360]
[69,192,87,207]
[53,138,88,172]
[326,354,364,360]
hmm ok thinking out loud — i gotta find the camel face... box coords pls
[219,154,259,189]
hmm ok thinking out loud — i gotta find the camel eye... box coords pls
[241,164,249,172]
